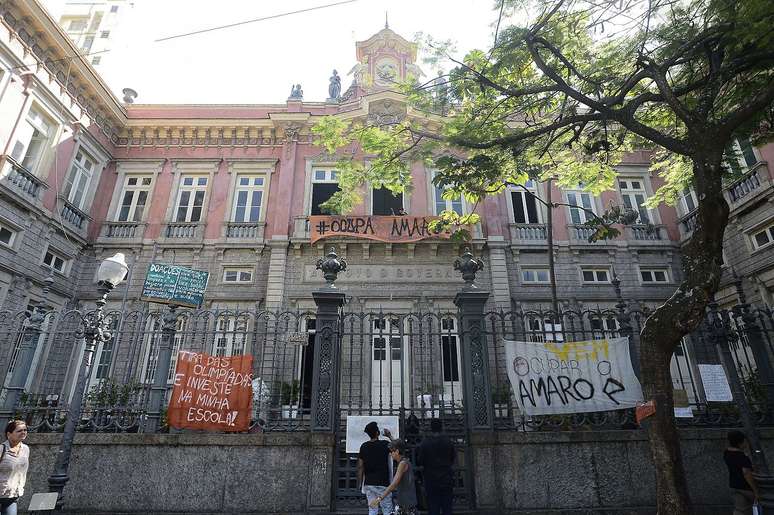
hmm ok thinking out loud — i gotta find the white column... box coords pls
[265,236,289,309]
[487,237,511,308]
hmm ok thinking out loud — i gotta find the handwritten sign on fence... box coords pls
[141,263,209,309]
[504,337,643,415]
[309,216,452,244]
[167,351,253,432]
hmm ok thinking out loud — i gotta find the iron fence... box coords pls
[1,302,773,434]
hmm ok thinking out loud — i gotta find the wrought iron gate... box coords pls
[332,311,474,512]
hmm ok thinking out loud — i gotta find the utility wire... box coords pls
[155,0,359,42]
[10,0,360,71]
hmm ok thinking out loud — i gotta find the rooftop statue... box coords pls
[328,70,341,101]
[289,84,303,100]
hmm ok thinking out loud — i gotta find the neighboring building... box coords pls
[0,0,772,411]
[57,0,132,68]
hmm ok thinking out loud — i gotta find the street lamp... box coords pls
[47,253,128,510]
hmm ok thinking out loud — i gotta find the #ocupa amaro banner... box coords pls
[503,337,643,415]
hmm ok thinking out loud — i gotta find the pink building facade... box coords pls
[0,2,773,384]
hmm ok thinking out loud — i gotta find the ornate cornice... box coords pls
[1,6,125,144]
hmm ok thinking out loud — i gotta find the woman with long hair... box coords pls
[0,420,30,515]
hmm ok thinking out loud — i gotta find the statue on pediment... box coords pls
[328,70,341,101]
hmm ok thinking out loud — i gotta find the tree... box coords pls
[314,0,774,512]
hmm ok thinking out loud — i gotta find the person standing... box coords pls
[358,421,394,515]
[723,430,758,515]
[370,439,418,514]
[417,418,455,515]
[0,420,30,515]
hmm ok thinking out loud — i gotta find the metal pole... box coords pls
[146,303,178,433]
[1,277,54,424]
[48,281,113,511]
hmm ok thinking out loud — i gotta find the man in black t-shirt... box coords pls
[358,421,394,515]
[723,430,758,515]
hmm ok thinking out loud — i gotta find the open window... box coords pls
[372,187,404,215]
[10,107,56,174]
[509,180,541,223]
[310,169,339,215]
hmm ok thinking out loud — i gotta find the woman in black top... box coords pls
[723,430,758,515]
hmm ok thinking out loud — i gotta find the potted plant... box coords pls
[491,383,513,418]
[280,379,300,419]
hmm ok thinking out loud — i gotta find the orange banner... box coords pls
[167,351,253,432]
[310,215,452,243]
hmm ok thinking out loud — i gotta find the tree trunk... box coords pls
[639,155,729,514]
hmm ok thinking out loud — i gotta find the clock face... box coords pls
[375,58,399,85]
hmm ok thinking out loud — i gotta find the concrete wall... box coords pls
[471,428,774,515]
[21,432,334,515]
[16,428,772,514]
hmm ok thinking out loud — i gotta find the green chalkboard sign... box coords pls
[141,263,209,309]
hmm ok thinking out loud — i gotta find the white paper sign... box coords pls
[674,407,694,418]
[345,415,399,454]
[504,337,643,415]
[698,364,733,402]
[28,492,58,511]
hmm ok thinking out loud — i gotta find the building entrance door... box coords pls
[440,317,463,405]
[371,317,405,409]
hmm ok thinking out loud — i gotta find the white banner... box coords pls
[504,337,643,415]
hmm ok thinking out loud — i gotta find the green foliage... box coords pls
[491,383,513,404]
[313,0,774,238]
[279,379,300,406]
[86,379,143,406]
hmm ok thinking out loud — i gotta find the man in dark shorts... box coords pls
[723,430,758,515]
[358,421,394,515]
[417,418,455,515]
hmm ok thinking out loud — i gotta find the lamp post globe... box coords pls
[48,252,128,510]
[98,252,128,287]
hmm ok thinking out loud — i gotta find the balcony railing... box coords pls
[680,211,698,237]
[728,165,766,204]
[509,223,547,241]
[225,222,266,240]
[102,222,145,239]
[2,157,46,202]
[569,224,598,243]
[164,222,200,239]
[60,200,89,230]
[629,224,665,241]
[293,216,311,239]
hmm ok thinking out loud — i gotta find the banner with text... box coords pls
[168,351,253,432]
[504,337,643,415]
[309,215,453,243]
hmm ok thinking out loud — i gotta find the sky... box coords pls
[42,0,501,104]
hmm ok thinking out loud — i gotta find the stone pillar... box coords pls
[147,304,177,432]
[453,248,494,431]
[611,273,638,376]
[486,237,511,309]
[455,288,494,431]
[265,237,290,309]
[310,248,347,432]
[310,290,345,432]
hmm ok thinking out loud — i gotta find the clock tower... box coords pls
[347,23,424,96]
